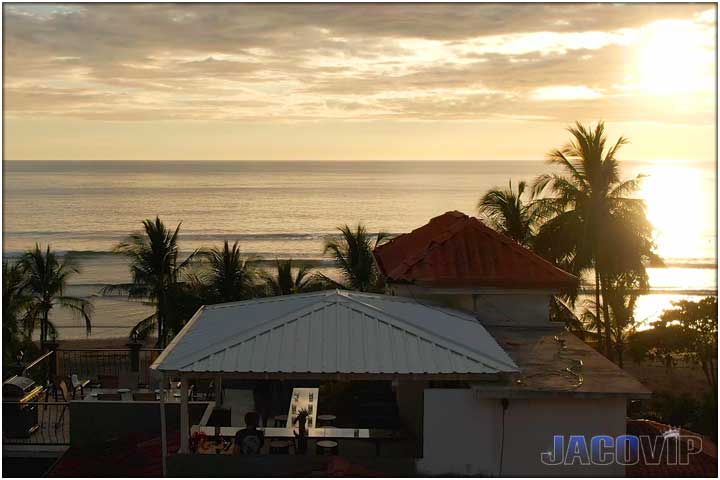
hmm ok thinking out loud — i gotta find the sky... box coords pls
[3,3,717,161]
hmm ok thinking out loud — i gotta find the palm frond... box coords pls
[56,295,94,336]
[130,312,159,342]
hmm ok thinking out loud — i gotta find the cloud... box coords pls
[3,3,715,124]
[531,86,604,101]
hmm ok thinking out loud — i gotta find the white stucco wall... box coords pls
[473,293,551,325]
[417,389,627,477]
[388,286,552,325]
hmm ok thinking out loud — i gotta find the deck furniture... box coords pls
[316,440,338,455]
[196,426,407,457]
[76,388,184,403]
[269,440,291,454]
[70,374,90,399]
[316,414,336,427]
[2,376,43,438]
[48,375,72,401]
[273,415,288,427]
[54,382,71,430]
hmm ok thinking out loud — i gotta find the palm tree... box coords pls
[322,224,389,292]
[199,241,259,303]
[19,245,94,350]
[477,180,538,246]
[582,273,644,368]
[533,121,655,360]
[3,261,32,366]
[262,259,325,296]
[105,217,198,347]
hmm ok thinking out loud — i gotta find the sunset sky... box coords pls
[4,3,716,161]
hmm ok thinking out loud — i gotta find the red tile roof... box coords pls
[373,211,577,290]
[626,419,717,477]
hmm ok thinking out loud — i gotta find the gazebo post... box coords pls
[180,375,190,454]
[159,372,167,477]
[214,375,222,406]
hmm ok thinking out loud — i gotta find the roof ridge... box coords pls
[386,215,471,278]
[341,293,518,371]
[204,290,333,310]
[463,216,577,278]
[382,211,577,286]
[374,210,466,253]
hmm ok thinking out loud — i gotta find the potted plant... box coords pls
[293,408,309,454]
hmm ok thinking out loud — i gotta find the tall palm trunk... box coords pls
[599,273,614,361]
[594,268,603,353]
[41,301,52,351]
[41,309,48,350]
[157,294,165,349]
[156,283,166,348]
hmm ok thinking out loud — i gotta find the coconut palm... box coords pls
[104,217,198,347]
[322,224,389,292]
[199,241,259,303]
[262,259,325,296]
[477,180,538,246]
[582,273,644,368]
[532,121,655,360]
[3,261,32,366]
[19,245,94,349]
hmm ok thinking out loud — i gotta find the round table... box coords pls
[316,414,337,426]
[316,440,339,455]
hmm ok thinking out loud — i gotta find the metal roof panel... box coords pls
[152,290,519,376]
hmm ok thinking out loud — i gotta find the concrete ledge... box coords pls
[168,453,418,477]
[2,444,68,458]
[69,401,208,448]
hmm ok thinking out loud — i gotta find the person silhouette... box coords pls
[233,411,265,455]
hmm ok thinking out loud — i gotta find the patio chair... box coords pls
[46,375,71,402]
[97,374,119,389]
[54,381,71,430]
[70,374,90,399]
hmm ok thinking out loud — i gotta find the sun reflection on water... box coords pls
[577,161,716,329]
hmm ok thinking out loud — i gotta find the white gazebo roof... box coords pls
[151,290,518,379]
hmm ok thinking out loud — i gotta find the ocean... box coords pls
[4,160,717,339]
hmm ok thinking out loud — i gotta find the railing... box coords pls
[6,348,163,389]
[2,401,70,445]
[3,347,161,447]
[20,351,55,388]
[55,349,162,387]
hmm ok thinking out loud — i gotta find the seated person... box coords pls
[233,411,265,455]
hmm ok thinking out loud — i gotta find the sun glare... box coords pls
[638,164,712,261]
[636,20,714,95]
